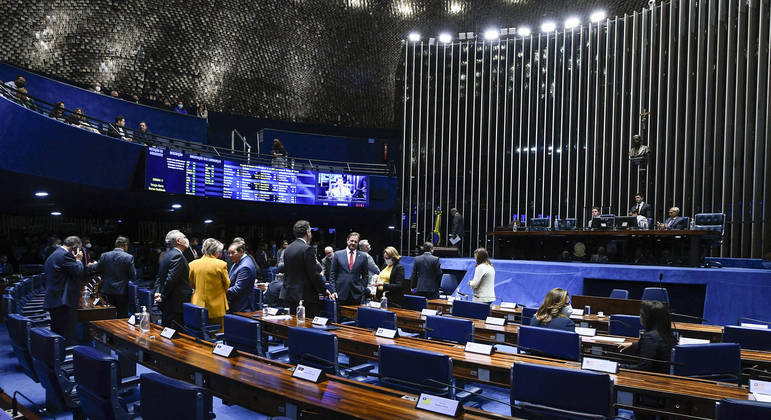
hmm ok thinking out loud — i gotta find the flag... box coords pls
[432,208,442,244]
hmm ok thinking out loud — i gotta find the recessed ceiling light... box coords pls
[564,16,581,29]
[35,191,49,197]
[408,32,421,42]
[541,21,556,33]
[483,29,500,40]
[517,27,532,37]
[171,203,182,209]
[438,32,453,43]
[204,219,213,224]
[590,10,607,23]
[50,211,62,216]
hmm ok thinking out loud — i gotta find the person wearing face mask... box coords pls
[373,246,407,306]
[90,81,102,94]
[153,229,193,328]
[530,288,576,332]
[174,100,188,114]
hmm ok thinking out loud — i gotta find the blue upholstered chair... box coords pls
[425,316,474,344]
[182,303,221,342]
[609,289,629,299]
[609,314,643,338]
[140,372,214,420]
[401,294,427,311]
[693,213,725,233]
[521,307,538,326]
[136,288,153,312]
[356,307,397,330]
[72,345,138,420]
[288,326,339,374]
[642,287,670,305]
[451,300,491,320]
[716,398,771,419]
[510,362,613,419]
[29,327,79,412]
[377,344,453,398]
[723,325,771,351]
[529,217,551,231]
[223,314,263,356]
[315,298,338,324]
[554,218,577,231]
[127,283,138,316]
[440,274,458,295]
[7,314,38,382]
[250,287,264,311]
[517,325,581,361]
[671,343,741,382]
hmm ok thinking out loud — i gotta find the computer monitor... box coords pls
[615,216,638,230]
[590,217,615,230]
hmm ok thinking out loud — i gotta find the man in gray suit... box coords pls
[328,232,370,306]
[89,236,136,317]
[449,208,464,247]
[410,242,443,300]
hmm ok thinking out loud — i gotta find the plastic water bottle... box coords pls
[139,306,150,333]
[380,296,388,310]
[296,300,306,323]
[82,291,90,308]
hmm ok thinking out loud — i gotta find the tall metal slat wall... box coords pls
[399,0,770,258]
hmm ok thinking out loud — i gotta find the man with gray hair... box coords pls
[358,239,380,277]
[657,207,688,230]
[154,230,192,327]
[44,235,84,345]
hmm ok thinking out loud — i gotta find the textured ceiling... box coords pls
[0,0,649,129]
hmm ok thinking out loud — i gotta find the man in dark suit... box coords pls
[89,236,136,318]
[629,193,651,218]
[448,208,464,247]
[226,241,257,313]
[153,230,193,328]
[657,207,688,230]
[279,220,329,317]
[410,242,443,300]
[44,236,84,346]
[328,232,371,307]
[321,246,334,278]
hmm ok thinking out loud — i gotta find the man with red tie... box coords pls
[328,232,370,307]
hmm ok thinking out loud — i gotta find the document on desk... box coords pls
[263,315,292,321]
[590,336,626,343]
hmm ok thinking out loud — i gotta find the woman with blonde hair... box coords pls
[469,248,495,303]
[530,288,575,332]
[189,238,230,330]
[374,246,408,306]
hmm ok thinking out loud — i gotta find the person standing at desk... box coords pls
[189,239,230,330]
[328,232,370,306]
[44,236,84,346]
[280,220,329,317]
[530,288,576,332]
[629,192,651,217]
[89,236,136,318]
[469,248,495,303]
[374,246,407,306]
[154,230,193,328]
[226,241,256,313]
[657,207,688,230]
[448,208,464,248]
[617,300,676,373]
[410,242,443,300]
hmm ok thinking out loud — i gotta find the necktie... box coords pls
[349,250,354,270]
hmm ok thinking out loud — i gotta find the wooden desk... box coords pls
[89,319,509,420]
[240,312,749,419]
[428,300,522,322]
[77,298,117,322]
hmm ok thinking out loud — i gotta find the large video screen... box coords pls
[145,148,368,207]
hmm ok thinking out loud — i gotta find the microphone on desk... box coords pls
[737,317,771,326]
[297,352,336,371]
[669,313,710,324]
[742,367,771,381]
[587,349,685,367]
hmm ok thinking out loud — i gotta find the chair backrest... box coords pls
[608,314,643,337]
[642,287,670,305]
[671,343,741,382]
[72,345,131,420]
[529,217,551,231]
[451,300,491,320]
[554,218,577,231]
[183,303,209,336]
[716,398,771,419]
[318,298,339,324]
[440,274,457,295]
[128,282,138,315]
[510,362,613,419]
[357,307,397,330]
[140,372,214,420]
[401,294,427,311]
[288,326,338,374]
[723,326,771,351]
[7,314,38,381]
[609,289,629,299]
[693,213,724,231]
[223,314,262,356]
[29,327,77,411]
[425,315,474,344]
[518,325,581,361]
[136,288,153,312]
[378,344,452,398]
[521,307,538,325]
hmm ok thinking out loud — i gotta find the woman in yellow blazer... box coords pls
[189,238,230,330]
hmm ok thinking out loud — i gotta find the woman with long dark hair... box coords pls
[618,300,676,373]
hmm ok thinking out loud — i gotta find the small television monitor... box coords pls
[590,216,615,230]
[615,216,638,230]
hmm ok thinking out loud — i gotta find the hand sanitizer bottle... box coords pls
[296,300,306,323]
[139,306,150,333]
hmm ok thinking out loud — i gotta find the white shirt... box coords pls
[636,215,649,229]
[469,263,495,303]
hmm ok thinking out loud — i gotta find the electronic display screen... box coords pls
[145,147,368,207]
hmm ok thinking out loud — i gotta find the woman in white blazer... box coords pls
[469,248,495,303]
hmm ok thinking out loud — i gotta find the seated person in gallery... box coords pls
[656,207,688,230]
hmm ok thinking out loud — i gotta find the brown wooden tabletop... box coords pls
[89,319,512,420]
[486,229,710,237]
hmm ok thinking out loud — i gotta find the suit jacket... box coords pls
[381,261,408,305]
[44,247,84,309]
[190,255,230,319]
[450,213,465,237]
[409,252,443,294]
[92,248,136,295]
[529,315,576,332]
[321,256,333,278]
[621,330,673,373]
[264,278,284,307]
[629,202,652,217]
[279,239,326,305]
[664,216,688,230]
[156,248,192,315]
[227,254,256,312]
[328,249,370,302]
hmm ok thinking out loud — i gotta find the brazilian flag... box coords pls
[432,208,442,244]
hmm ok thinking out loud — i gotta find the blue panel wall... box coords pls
[0,96,143,190]
[400,257,771,326]
[0,62,207,143]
